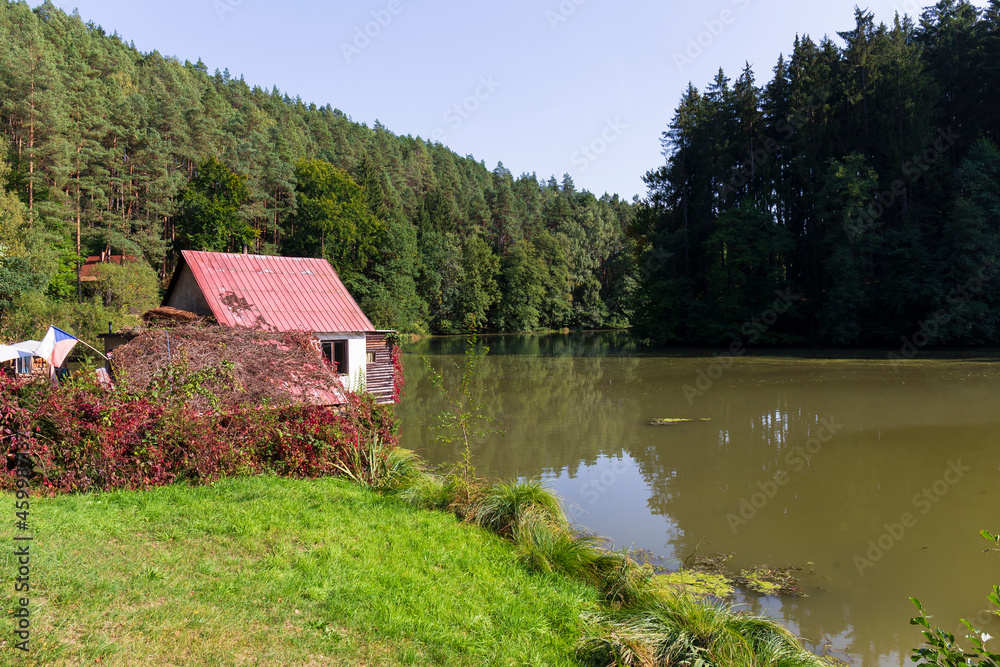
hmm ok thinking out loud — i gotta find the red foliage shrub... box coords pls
[0,367,400,495]
[0,373,40,489]
[112,326,347,411]
[391,344,405,403]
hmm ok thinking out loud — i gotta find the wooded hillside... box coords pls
[0,1,636,339]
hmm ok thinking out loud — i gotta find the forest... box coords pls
[0,0,636,342]
[633,0,1000,346]
[3,0,1000,347]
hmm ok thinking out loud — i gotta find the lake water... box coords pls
[395,332,1000,666]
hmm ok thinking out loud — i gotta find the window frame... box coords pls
[321,339,349,376]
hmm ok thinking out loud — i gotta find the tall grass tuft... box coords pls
[513,508,604,579]
[391,469,484,515]
[443,474,485,519]
[395,471,453,510]
[376,446,423,490]
[577,591,834,667]
[471,479,567,538]
[592,549,654,608]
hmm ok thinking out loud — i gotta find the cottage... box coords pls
[79,249,138,282]
[161,250,397,403]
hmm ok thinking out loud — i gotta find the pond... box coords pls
[395,332,1000,666]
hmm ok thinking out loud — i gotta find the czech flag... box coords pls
[35,326,79,368]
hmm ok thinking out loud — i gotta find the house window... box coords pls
[366,351,376,364]
[322,340,349,375]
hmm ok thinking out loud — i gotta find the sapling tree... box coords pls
[421,322,503,498]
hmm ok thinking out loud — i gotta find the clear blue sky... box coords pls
[48,1,984,200]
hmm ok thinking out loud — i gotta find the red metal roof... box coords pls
[178,250,375,333]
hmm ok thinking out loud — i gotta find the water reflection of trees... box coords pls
[398,334,643,479]
[407,331,642,358]
[620,387,864,647]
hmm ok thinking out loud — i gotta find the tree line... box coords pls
[633,0,1000,347]
[0,0,636,339]
[6,0,1000,348]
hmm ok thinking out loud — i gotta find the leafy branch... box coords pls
[421,328,503,498]
[910,531,1000,666]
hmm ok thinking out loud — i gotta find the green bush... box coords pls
[92,260,161,314]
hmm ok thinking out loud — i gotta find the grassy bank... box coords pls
[0,368,835,666]
[0,475,597,666]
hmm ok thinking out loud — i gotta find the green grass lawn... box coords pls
[0,476,598,666]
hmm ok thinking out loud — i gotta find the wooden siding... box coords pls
[365,333,395,404]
